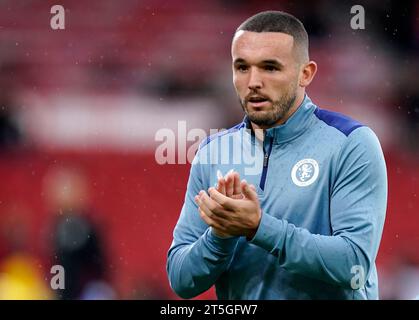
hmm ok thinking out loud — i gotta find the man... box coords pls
[167,11,387,299]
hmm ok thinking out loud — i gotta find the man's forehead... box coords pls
[232,30,294,60]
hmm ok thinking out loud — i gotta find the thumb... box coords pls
[241,180,258,201]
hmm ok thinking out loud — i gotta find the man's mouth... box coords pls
[246,95,270,108]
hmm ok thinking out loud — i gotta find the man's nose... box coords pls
[248,68,263,90]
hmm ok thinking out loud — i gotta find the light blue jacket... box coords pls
[167,95,387,299]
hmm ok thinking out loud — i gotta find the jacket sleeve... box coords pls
[166,148,240,299]
[249,126,387,289]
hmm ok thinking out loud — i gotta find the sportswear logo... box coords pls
[291,159,319,187]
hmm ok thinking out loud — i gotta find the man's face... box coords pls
[232,31,301,128]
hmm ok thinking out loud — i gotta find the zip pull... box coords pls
[263,152,269,167]
[262,134,272,168]
[259,138,273,191]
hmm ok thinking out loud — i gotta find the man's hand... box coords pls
[194,170,243,238]
[216,170,244,200]
[213,170,244,237]
[195,179,261,240]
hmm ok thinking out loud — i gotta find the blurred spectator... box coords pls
[79,280,117,300]
[0,93,23,152]
[0,253,52,300]
[0,204,28,259]
[0,204,52,299]
[401,90,419,152]
[369,0,417,54]
[43,166,115,300]
[392,57,419,152]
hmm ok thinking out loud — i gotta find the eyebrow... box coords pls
[233,58,284,68]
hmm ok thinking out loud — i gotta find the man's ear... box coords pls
[299,61,317,88]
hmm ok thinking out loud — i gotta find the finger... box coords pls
[195,193,214,217]
[225,172,234,197]
[241,180,258,201]
[249,184,257,192]
[198,207,220,227]
[233,172,241,195]
[224,168,234,178]
[208,187,235,210]
[200,191,230,218]
[216,178,226,195]
[217,170,223,180]
[198,207,228,231]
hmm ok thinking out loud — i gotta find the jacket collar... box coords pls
[244,94,316,145]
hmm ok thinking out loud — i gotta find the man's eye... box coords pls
[236,65,248,72]
[264,65,278,72]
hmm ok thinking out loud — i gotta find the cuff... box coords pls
[249,211,286,255]
[204,228,239,255]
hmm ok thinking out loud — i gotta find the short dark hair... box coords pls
[236,11,309,62]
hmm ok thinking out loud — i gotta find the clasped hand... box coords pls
[194,170,261,240]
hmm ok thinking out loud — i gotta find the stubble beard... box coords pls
[240,83,298,128]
